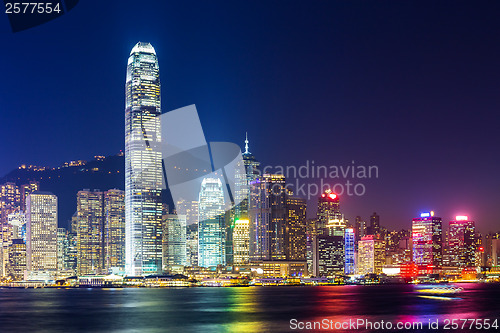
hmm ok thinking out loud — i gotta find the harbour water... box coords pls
[0,283,498,332]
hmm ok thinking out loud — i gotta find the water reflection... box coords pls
[0,284,498,332]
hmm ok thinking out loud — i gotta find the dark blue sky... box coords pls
[1,1,499,231]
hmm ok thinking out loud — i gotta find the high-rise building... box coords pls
[198,178,225,267]
[162,214,187,271]
[230,134,261,267]
[235,134,260,220]
[354,216,366,241]
[316,190,345,277]
[125,42,163,275]
[77,190,104,275]
[285,196,307,261]
[344,228,355,275]
[7,239,26,281]
[20,181,39,211]
[7,210,26,240]
[306,218,318,275]
[233,219,250,265]
[104,189,125,272]
[26,191,58,272]
[358,235,375,275]
[0,182,21,225]
[357,234,385,275]
[249,174,287,261]
[57,227,67,271]
[317,189,340,234]
[449,216,476,268]
[186,224,198,267]
[318,218,346,276]
[368,212,380,236]
[64,232,77,273]
[412,212,443,267]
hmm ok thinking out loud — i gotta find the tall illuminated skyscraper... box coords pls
[249,174,287,261]
[317,189,341,233]
[162,214,187,271]
[232,134,260,265]
[26,191,58,272]
[285,196,307,261]
[412,212,443,267]
[198,178,225,267]
[104,189,125,272]
[318,218,346,276]
[125,42,163,275]
[77,190,104,275]
[344,228,355,274]
[233,219,250,265]
[449,216,476,268]
[316,190,344,276]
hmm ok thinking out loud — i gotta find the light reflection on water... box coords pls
[0,283,498,332]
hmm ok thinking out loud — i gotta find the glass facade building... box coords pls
[344,228,355,274]
[162,214,187,270]
[449,216,476,267]
[125,42,163,275]
[412,213,443,267]
[198,178,225,268]
[26,191,58,272]
[77,190,104,275]
[104,189,125,272]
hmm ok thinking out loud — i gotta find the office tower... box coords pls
[355,216,366,241]
[249,174,287,261]
[344,228,355,274]
[316,190,345,276]
[233,219,250,265]
[186,224,198,267]
[70,212,78,234]
[357,234,385,275]
[125,41,163,275]
[358,236,374,275]
[26,191,58,272]
[285,196,307,260]
[198,178,226,267]
[317,189,340,233]
[449,216,476,267]
[7,210,26,240]
[231,135,261,266]
[385,229,411,265]
[412,212,443,267]
[77,190,104,275]
[57,227,67,271]
[162,214,187,271]
[368,212,380,236]
[20,181,39,211]
[491,234,500,266]
[358,235,375,275]
[306,218,318,275]
[235,134,260,219]
[64,232,77,273]
[318,218,346,276]
[104,189,125,272]
[7,239,26,281]
[0,182,21,224]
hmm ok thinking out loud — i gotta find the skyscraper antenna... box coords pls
[245,132,249,154]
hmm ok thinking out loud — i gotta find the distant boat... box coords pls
[416,285,463,295]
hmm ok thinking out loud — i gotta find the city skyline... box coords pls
[1,2,499,232]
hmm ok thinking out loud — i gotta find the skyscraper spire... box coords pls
[244,132,249,154]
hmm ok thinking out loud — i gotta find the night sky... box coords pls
[1,1,499,232]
